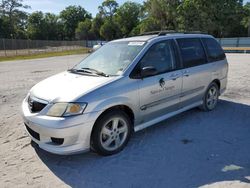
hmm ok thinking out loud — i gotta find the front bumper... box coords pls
[22,99,101,155]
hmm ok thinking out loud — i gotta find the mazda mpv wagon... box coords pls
[22,32,228,156]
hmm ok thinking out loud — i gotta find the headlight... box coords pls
[47,103,87,117]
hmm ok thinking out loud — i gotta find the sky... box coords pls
[23,0,250,16]
[23,0,144,16]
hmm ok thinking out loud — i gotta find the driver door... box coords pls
[137,40,183,123]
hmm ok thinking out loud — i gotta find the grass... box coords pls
[0,48,90,62]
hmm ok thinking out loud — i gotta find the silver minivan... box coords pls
[22,33,228,156]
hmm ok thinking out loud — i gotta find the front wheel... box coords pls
[91,110,132,156]
[200,83,219,111]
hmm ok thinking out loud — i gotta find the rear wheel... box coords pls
[200,83,219,111]
[91,110,132,156]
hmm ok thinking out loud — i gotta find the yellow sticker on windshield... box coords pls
[128,42,145,46]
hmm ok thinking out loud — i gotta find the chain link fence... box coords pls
[1,37,250,57]
[0,39,104,57]
[217,37,250,53]
[217,37,250,47]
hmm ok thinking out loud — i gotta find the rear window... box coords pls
[177,38,207,68]
[202,38,225,62]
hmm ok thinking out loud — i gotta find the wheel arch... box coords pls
[90,105,135,146]
[212,79,221,90]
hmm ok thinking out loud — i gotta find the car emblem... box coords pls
[159,78,165,88]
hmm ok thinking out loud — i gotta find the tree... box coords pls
[97,0,120,40]
[1,0,250,40]
[91,14,104,39]
[115,2,142,37]
[98,0,118,19]
[44,13,63,40]
[136,16,161,34]
[177,0,206,31]
[143,0,180,31]
[100,19,120,40]
[0,15,11,38]
[14,10,28,38]
[60,6,91,40]
[0,17,5,37]
[0,0,30,38]
[242,2,250,36]
[75,18,92,40]
[178,0,245,37]
[27,12,65,40]
[27,11,46,39]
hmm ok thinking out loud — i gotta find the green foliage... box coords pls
[114,1,142,37]
[100,19,120,40]
[97,0,120,40]
[76,18,93,40]
[0,0,29,38]
[60,5,91,40]
[91,15,104,39]
[98,0,119,18]
[27,11,46,39]
[27,12,64,40]
[0,16,11,38]
[242,2,250,36]
[44,13,62,40]
[1,0,250,40]
[143,0,180,30]
[137,16,161,34]
[178,0,245,37]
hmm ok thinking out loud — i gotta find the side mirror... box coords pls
[141,66,158,78]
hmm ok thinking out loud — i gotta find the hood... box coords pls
[30,71,115,102]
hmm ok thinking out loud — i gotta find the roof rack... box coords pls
[183,31,208,34]
[139,30,178,36]
[140,30,207,36]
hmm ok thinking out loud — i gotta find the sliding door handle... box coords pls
[183,70,190,77]
[170,73,180,80]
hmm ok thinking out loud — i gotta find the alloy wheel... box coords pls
[100,117,128,151]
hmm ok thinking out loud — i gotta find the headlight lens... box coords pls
[47,103,87,117]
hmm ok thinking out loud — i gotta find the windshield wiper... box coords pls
[79,68,109,77]
[68,68,109,77]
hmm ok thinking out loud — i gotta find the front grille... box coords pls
[28,96,47,113]
[25,124,40,141]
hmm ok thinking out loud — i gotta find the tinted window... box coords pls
[140,40,176,75]
[177,38,206,68]
[202,38,225,62]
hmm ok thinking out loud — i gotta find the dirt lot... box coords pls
[0,54,250,188]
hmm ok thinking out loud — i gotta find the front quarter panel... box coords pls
[76,76,140,124]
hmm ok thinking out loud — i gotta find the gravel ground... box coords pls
[0,54,250,188]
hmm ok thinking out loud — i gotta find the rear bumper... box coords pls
[220,77,227,95]
[22,99,101,155]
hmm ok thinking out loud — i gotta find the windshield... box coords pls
[73,41,146,76]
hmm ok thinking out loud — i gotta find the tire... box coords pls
[91,110,132,156]
[200,82,219,111]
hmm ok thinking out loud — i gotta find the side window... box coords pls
[177,38,207,68]
[140,40,176,75]
[202,38,226,62]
